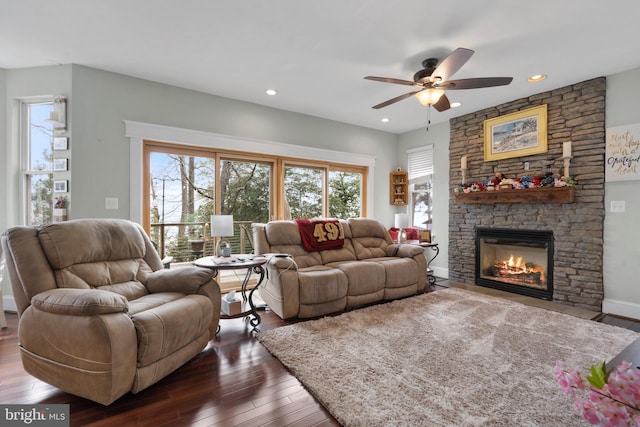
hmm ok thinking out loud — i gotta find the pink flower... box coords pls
[555,360,640,426]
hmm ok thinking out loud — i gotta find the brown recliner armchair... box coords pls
[1,219,221,405]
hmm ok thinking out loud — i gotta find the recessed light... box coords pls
[450,102,462,108]
[381,117,390,123]
[266,89,277,96]
[528,74,547,83]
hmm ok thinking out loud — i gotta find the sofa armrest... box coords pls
[146,267,214,294]
[31,288,128,316]
[267,255,298,270]
[386,243,425,258]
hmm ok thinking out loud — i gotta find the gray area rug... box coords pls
[257,287,639,426]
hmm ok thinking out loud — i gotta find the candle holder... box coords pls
[461,167,468,185]
[561,156,572,179]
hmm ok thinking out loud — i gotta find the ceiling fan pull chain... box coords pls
[425,106,431,132]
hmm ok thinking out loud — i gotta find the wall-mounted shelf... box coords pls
[390,171,408,206]
[454,186,574,204]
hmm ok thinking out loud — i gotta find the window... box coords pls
[144,140,366,257]
[284,164,323,219]
[147,146,217,261]
[329,169,362,219]
[219,157,271,223]
[407,145,433,228]
[21,100,55,226]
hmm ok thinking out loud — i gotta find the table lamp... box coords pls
[394,213,411,243]
[211,215,234,257]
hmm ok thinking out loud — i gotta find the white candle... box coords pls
[49,111,59,122]
[461,156,467,169]
[563,141,572,158]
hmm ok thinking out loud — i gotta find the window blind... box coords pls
[407,145,433,184]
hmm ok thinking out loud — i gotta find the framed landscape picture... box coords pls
[53,137,68,151]
[53,180,68,193]
[484,104,548,161]
[53,158,68,171]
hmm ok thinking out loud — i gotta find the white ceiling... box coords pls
[3,1,640,134]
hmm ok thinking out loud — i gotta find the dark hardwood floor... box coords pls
[1,283,638,427]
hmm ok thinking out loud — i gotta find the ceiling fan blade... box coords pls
[364,76,416,86]
[372,91,420,109]
[431,47,474,82]
[433,94,451,112]
[440,77,513,90]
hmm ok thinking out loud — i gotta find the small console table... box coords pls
[194,256,267,332]
[406,241,439,287]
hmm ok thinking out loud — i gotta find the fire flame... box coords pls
[507,255,523,269]
[498,254,545,283]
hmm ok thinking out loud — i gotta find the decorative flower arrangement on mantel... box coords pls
[454,171,575,194]
[554,360,640,426]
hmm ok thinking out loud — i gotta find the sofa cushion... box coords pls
[128,292,184,316]
[348,218,394,260]
[351,237,388,259]
[56,259,149,300]
[297,266,348,305]
[347,218,390,240]
[318,239,357,264]
[38,219,147,268]
[132,294,212,367]
[38,220,154,300]
[368,257,420,288]
[334,261,385,297]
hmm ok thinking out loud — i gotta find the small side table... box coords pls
[409,241,439,287]
[194,256,267,332]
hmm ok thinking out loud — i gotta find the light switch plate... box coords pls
[610,200,625,213]
[105,197,119,210]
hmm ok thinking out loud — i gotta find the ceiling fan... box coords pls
[364,48,513,112]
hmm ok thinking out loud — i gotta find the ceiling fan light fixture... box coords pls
[415,88,445,106]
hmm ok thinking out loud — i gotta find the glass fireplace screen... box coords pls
[475,228,554,300]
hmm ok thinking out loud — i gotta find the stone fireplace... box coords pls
[476,228,553,300]
[448,77,606,312]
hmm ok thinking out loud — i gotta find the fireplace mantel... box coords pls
[454,186,574,204]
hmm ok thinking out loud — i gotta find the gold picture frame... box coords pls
[484,104,547,161]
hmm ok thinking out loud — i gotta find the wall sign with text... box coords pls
[606,123,640,182]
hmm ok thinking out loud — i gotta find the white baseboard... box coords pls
[431,267,448,280]
[602,298,640,321]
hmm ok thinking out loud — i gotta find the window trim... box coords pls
[126,121,375,225]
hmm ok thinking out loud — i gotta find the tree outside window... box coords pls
[23,101,55,226]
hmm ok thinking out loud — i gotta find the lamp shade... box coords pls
[210,215,234,237]
[394,213,411,229]
[415,88,444,106]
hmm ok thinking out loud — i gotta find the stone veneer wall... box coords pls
[448,77,606,311]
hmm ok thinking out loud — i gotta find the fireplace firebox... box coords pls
[475,228,554,300]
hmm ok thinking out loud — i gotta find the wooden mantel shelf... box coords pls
[454,186,575,204]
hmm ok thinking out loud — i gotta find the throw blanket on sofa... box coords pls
[295,219,345,251]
